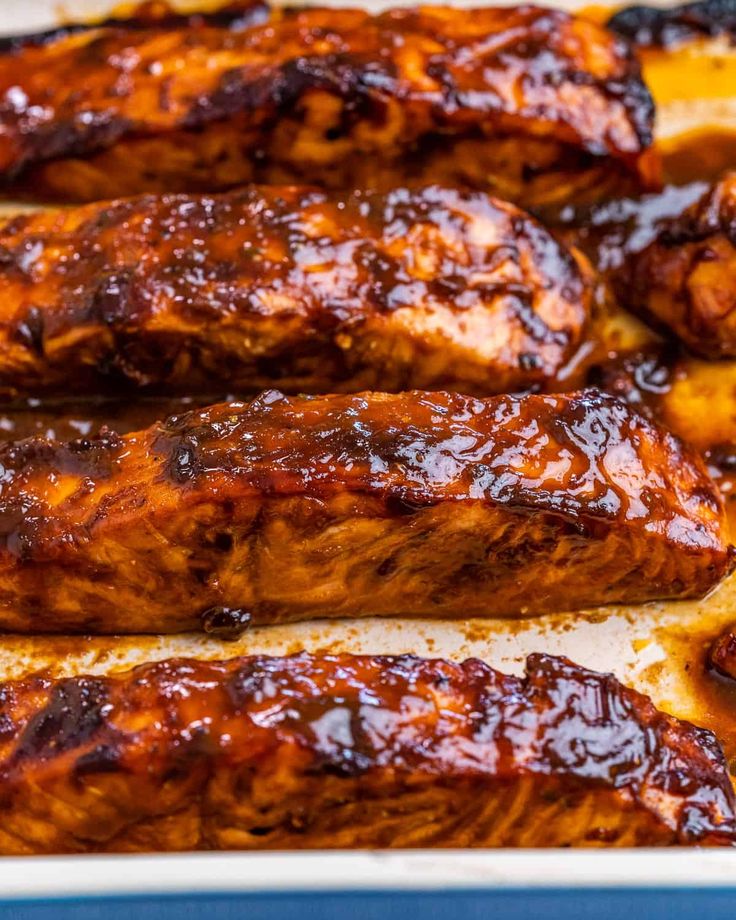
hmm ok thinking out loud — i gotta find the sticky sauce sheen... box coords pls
[0,126,735,773]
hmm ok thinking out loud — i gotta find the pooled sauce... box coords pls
[701,662,736,769]
[659,130,736,185]
[0,395,225,442]
[652,619,736,769]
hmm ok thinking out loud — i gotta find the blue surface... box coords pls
[2,888,736,920]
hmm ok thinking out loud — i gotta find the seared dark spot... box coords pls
[707,443,736,472]
[201,605,252,638]
[74,743,123,776]
[12,305,44,355]
[90,272,138,326]
[167,436,201,483]
[213,531,234,552]
[376,555,397,577]
[14,679,108,762]
[228,663,278,706]
[384,491,435,516]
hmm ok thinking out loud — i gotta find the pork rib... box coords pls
[0,186,591,397]
[0,652,732,853]
[0,5,658,206]
[0,388,729,633]
[624,175,736,359]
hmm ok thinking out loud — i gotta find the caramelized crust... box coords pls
[609,0,736,47]
[0,5,657,206]
[710,628,736,681]
[0,388,729,633]
[0,651,733,853]
[625,176,736,358]
[0,186,591,397]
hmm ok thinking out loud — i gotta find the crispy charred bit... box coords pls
[0,185,592,398]
[0,5,658,206]
[0,388,729,634]
[623,176,736,359]
[609,0,736,47]
[0,652,733,853]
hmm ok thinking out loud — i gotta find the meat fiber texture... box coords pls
[0,388,729,633]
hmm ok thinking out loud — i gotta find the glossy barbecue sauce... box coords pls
[550,111,736,757]
[653,618,736,770]
[1,54,736,763]
[0,130,727,444]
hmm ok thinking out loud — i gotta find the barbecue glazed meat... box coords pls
[0,388,729,634]
[624,176,736,358]
[0,5,658,206]
[0,186,592,398]
[709,627,736,681]
[0,651,734,853]
[586,345,736,464]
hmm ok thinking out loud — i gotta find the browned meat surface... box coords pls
[609,0,736,47]
[0,651,733,853]
[624,176,736,358]
[0,186,592,398]
[0,5,658,207]
[710,629,736,681]
[0,388,729,634]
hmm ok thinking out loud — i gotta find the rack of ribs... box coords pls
[0,388,729,634]
[0,5,659,206]
[0,652,733,853]
[0,185,591,398]
[624,175,736,358]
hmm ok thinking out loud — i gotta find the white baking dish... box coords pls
[0,0,734,911]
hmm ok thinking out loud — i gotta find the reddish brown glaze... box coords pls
[0,186,591,397]
[0,651,733,852]
[624,175,736,358]
[0,5,658,206]
[0,388,729,633]
[710,628,736,682]
[583,344,736,473]
[608,0,736,47]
